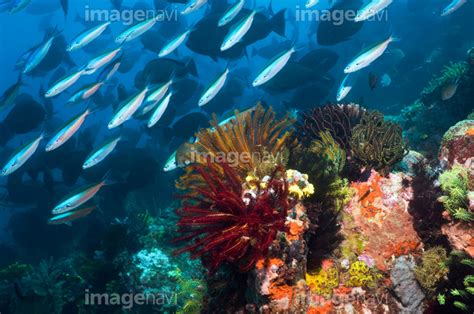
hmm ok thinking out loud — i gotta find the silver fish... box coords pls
[441,0,467,16]
[115,18,157,44]
[181,0,208,15]
[199,68,229,106]
[67,22,111,52]
[108,86,149,129]
[344,36,397,74]
[159,30,190,58]
[218,0,245,27]
[253,47,296,87]
[23,34,56,73]
[82,47,122,75]
[354,0,393,22]
[1,134,43,176]
[52,172,115,214]
[45,69,84,98]
[45,109,90,152]
[221,10,256,51]
[147,92,173,128]
[82,137,121,169]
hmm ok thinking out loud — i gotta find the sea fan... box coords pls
[174,159,292,273]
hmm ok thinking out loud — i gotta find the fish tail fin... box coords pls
[102,169,125,186]
[185,59,198,77]
[271,9,287,37]
[267,0,273,15]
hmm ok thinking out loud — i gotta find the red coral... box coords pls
[174,159,292,273]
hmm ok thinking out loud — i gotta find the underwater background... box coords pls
[0,0,473,313]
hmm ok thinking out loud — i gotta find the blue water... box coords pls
[0,0,473,313]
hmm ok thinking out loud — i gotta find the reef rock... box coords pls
[390,256,425,314]
[441,221,474,258]
[439,119,474,168]
[247,203,311,313]
[344,171,422,271]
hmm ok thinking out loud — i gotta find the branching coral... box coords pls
[414,246,449,294]
[174,159,292,273]
[296,103,365,154]
[438,164,473,222]
[350,111,407,174]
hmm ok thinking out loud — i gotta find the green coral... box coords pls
[437,252,474,312]
[422,62,469,96]
[174,268,206,314]
[0,262,32,281]
[340,231,366,260]
[414,247,449,293]
[345,261,381,288]
[438,164,473,222]
[310,130,346,177]
[326,177,353,213]
[306,267,339,298]
[350,111,407,174]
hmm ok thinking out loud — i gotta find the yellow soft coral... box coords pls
[345,261,382,288]
[306,267,339,298]
[286,169,315,200]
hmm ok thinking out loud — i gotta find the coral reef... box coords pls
[414,247,449,294]
[248,202,311,312]
[296,103,365,155]
[177,104,293,192]
[399,51,474,155]
[175,160,293,272]
[439,119,474,168]
[438,164,473,222]
[421,62,469,101]
[390,256,426,313]
[350,111,407,174]
[343,170,422,271]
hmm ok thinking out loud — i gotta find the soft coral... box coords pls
[174,159,291,273]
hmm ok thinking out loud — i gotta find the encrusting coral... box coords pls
[414,246,449,294]
[350,111,407,174]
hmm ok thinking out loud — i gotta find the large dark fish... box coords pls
[28,35,75,76]
[186,8,286,60]
[262,62,320,92]
[171,111,210,140]
[317,0,364,46]
[186,13,246,60]
[111,0,123,10]
[252,39,292,58]
[135,58,198,88]
[60,0,68,17]
[298,49,339,73]
[0,94,45,146]
[289,82,332,110]
[0,75,22,110]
